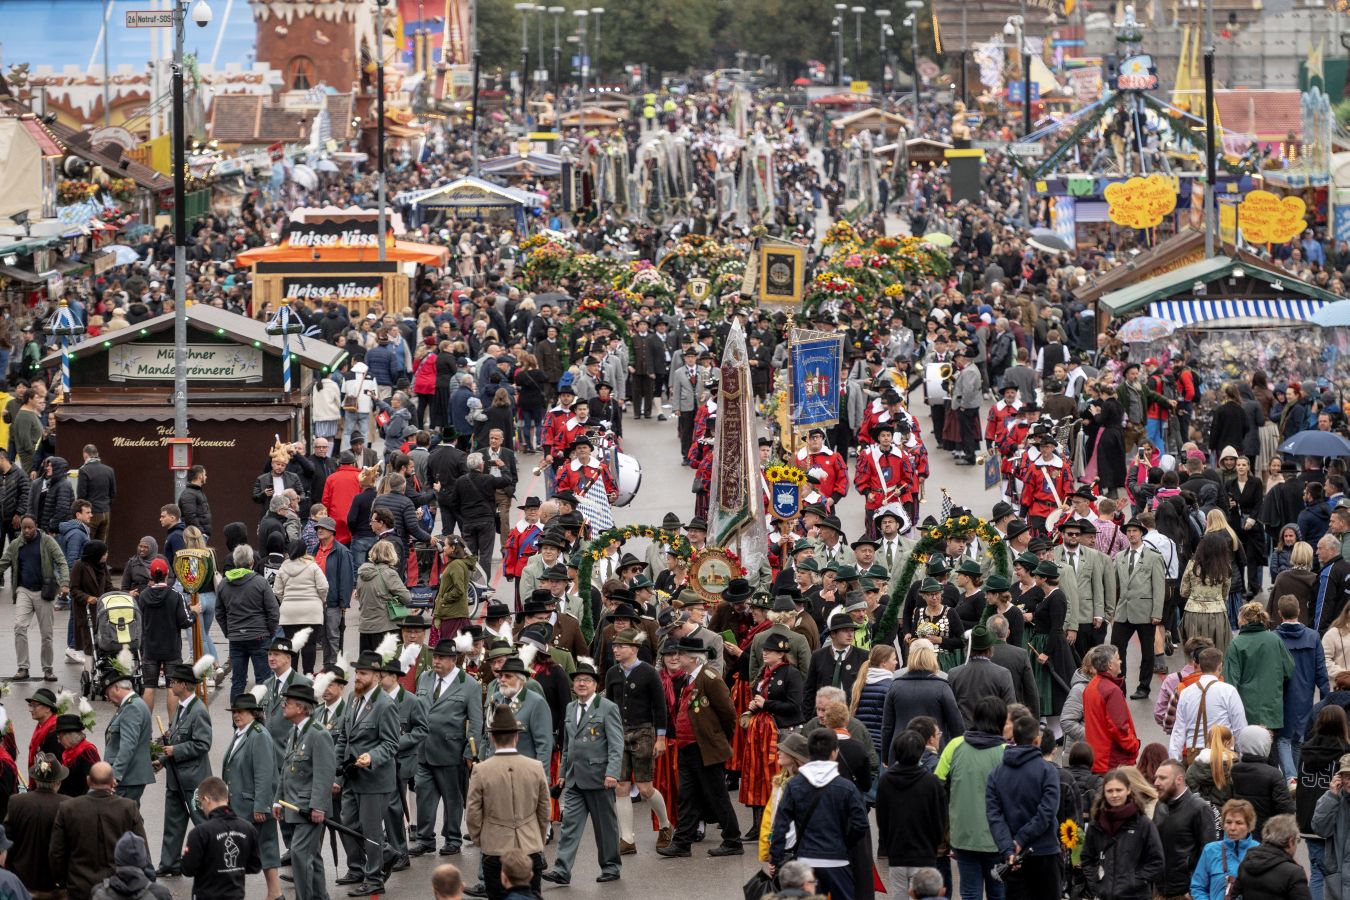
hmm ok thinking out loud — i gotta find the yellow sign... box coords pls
[758,241,807,308]
[850,80,870,94]
[1219,202,1238,250]
[1237,189,1307,245]
[1104,174,1178,229]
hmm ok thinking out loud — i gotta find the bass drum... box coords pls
[613,451,642,507]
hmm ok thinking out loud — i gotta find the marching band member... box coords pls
[997,401,1037,498]
[1016,433,1074,536]
[692,379,718,442]
[689,416,716,521]
[553,399,595,468]
[853,421,915,537]
[898,422,929,524]
[503,496,544,605]
[794,428,848,512]
[553,435,619,504]
[541,385,578,493]
[984,383,1021,451]
[856,388,905,447]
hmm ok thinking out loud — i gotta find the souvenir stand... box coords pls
[39,304,346,563]
[397,175,548,234]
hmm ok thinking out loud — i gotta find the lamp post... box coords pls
[834,3,848,84]
[590,7,605,84]
[172,0,212,499]
[550,6,564,101]
[514,2,532,114]
[574,9,589,116]
[875,10,892,92]
[851,6,866,84]
[375,0,388,260]
[906,0,923,114]
[535,4,545,89]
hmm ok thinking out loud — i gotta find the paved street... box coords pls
[0,407,1190,900]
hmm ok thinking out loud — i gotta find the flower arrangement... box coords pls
[823,220,860,247]
[884,283,905,298]
[765,464,807,485]
[568,253,623,285]
[107,177,138,202]
[519,241,571,289]
[518,233,553,252]
[57,179,100,205]
[577,525,693,641]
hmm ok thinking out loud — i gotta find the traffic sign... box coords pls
[125,9,174,26]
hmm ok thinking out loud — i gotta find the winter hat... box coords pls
[114,831,154,878]
[223,522,250,551]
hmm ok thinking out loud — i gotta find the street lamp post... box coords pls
[535,4,545,90]
[515,2,532,114]
[375,0,388,260]
[851,6,865,84]
[574,9,589,116]
[591,7,605,84]
[876,10,892,92]
[550,6,564,101]
[834,3,848,84]
[905,0,923,116]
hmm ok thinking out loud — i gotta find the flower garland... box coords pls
[568,253,625,286]
[873,513,1012,641]
[519,241,572,290]
[764,464,807,485]
[823,220,860,247]
[578,525,693,641]
[557,299,631,362]
[622,261,677,310]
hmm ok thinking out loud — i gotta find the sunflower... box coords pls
[1059,819,1080,850]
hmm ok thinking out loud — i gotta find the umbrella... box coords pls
[289,164,318,191]
[1278,430,1350,458]
[1027,228,1072,254]
[1116,316,1177,344]
[1312,301,1350,328]
[534,291,574,307]
[102,244,141,267]
[921,232,954,248]
[314,159,340,173]
[793,77,812,86]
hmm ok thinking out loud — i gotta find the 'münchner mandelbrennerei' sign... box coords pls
[281,276,383,304]
[108,344,264,382]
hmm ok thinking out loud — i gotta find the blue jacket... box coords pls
[1277,621,1330,739]
[321,539,356,609]
[985,744,1062,858]
[363,343,404,387]
[1190,836,1259,900]
[854,674,891,759]
[768,762,870,868]
[1299,503,1331,548]
[450,384,475,435]
[880,671,965,764]
[58,519,89,568]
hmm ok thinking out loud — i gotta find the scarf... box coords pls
[1096,800,1139,837]
[757,661,786,697]
[739,618,773,652]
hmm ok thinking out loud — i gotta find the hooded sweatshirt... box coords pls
[89,833,172,900]
[986,742,1062,858]
[876,761,947,865]
[939,729,1008,852]
[768,759,869,868]
[120,536,158,593]
[137,580,192,662]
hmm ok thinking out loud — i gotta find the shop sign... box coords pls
[1237,190,1308,245]
[1116,55,1159,91]
[281,276,383,304]
[282,219,386,250]
[108,343,264,382]
[1104,173,1177,229]
[109,424,239,450]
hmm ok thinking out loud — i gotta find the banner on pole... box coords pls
[757,238,807,310]
[708,321,768,569]
[789,329,844,429]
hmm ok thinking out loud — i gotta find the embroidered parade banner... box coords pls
[708,320,768,568]
[789,328,845,429]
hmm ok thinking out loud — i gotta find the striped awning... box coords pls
[1149,298,1328,328]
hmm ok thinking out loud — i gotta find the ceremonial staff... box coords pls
[173,548,214,702]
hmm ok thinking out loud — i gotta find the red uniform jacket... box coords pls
[503,521,542,578]
[795,447,849,505]
[554,459,617,499]
[1017,452,1073,520]
[854,446,915,510]
[984,401,1021,445]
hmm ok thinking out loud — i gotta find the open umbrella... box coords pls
[102,244,141,267]
[1027,228,1072,254]
[1278,430,1350,458]
[1312,301,1350,328]
[921,232,954,248]
[1116,316,1177,344]
[793,77,812,86]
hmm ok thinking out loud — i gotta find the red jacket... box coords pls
[321,465,363,545]
[1083,672,1140,773]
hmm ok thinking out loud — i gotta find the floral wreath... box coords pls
[557,299,632,362]
[577,525,692,641]
[764,464,807,485]
[519,240,572,290]
[873,512,1012,640]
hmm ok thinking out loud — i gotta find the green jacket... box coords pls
[1,530,68,591]
[433,555,475,621]
[1222,622,1294,729]
[937,734,1007,853]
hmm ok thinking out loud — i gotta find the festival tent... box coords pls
[397,176,548,231]
[479,152,564,178]
[832,108,910,138]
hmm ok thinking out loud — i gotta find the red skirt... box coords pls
[728,678,752,773]
[653,743,679,830]
[549,747,562,821]
[737,712,779,808]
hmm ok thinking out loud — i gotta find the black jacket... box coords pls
[1152,789,1217,895]
[180,806,261,900]
[371,491,432,544]
[876,763,947,866]
[1081,808,1166,900]
[30,456,74,533]
[216,569,279,642]
[803,644,867,714]
[0,463,29,520]
[137,583,193,661]
[1232,755,1296,838]
[1234,843,1312,900]
[76,459,116,514]
[305,455,338,515]
[447,471,499,526]
[755,663,805,729]
[177,483,212,537]
[251,470,302,514]
[427,444,468,507]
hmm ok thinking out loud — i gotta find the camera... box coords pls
[990,850,1027,883]
[191,0,213,27]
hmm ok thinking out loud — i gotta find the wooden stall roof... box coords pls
[235,239,450,267]
[1076,228,1207,304]
[41,303,347,371]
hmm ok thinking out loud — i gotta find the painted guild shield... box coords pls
[769,480,801,521]
[173,548,215,594]
[687,277,711,302]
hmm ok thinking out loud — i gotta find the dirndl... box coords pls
[1181,609,1232,654]
[1028,630,1076,716]
[937,647,966,673]
[738,712,780,808]
[653,741,680,830]
[729,677,752,774]
[549,746,563,821]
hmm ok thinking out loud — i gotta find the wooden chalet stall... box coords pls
[832,108,910,139]
[235,209,449,316]
[41,305,346,564]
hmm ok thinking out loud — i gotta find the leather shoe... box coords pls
[708,843,744,857]
[540,871,570,885]
[155,866,181,878]
[347,883,383,897]
[439,844,462,856]
[408,844,436,857]
[390,856,411,872]
[656,845,691,858]
[657,826,673,849]
[335,872,364,886]
[280,853,292,867]
[279,874,294,883]
[463,883,488,898]
[619,840,636,856]
[1129,688,1150,700]
[596,873,620,883]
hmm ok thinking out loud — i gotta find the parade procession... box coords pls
[12,1,1350,900]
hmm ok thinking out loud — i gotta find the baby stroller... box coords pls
[80,591,144,699]
[408,539,491,620]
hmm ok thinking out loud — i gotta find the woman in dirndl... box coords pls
[1027,559,1078,738]
[739,632,804,839]
[653,639,684,830]
[908,577,966,671]
[726,594,775,786]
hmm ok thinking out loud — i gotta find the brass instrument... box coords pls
[939,363,955,395]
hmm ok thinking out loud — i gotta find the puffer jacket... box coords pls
[215,568,279,642]
[1187,750,1235,808]
[176,483,212,538]
[1061,668,1090,746]
[30,456,74,533]
[1154,788,1218,895]
[854,668,893,760]
[1233,842,1312,900]
[1081,805,1166,900]
[1231,754,1295,839]
[273,557,328,626]
[362,342,404,387]
[1189,835,1258,900]
[0,462,29,520]
[880,671,964,764]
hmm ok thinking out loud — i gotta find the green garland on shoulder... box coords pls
[577,525,692,642]
[874,513,1012,641]
[558,302,632,363]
